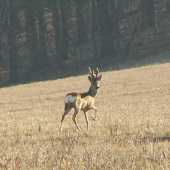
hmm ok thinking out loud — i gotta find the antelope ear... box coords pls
[97,74,102,81]
[88,76,92,82]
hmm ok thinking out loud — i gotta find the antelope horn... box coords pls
[89,67,94,77]
[95,68,99,77]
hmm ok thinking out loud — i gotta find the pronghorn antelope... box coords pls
[59,67,102,132]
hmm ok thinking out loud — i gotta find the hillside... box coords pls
[0,62,170,169]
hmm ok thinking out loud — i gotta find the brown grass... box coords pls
[0,63,170,169]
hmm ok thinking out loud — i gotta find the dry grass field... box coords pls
[0,62,170,169]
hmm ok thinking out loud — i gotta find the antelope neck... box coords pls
[81,86,98,98]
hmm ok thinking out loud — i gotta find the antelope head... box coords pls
[88,67,102,91]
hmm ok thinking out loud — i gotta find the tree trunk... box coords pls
[125,16,140,56]
[25,0,38,72]
[98,0,114,58]
[140,0,157,32]
[110,0,122,53]
[53,0,62,61]
[60,0,69,60]
[75,0,88,44]
[167,0,170,13]
[36,0,48,67]
[8,0,18,83]
[91,0,98,58]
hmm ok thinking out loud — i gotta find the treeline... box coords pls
[0,0,170,85]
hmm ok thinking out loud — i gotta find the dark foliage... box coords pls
[0,0,170,86]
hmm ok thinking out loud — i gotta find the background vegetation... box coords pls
[1,0,170,86]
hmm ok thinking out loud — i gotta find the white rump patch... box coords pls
[65,95,77,103]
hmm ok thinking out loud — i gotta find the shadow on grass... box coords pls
[2,49,170,88]
[153,136,170,142]
[138,136,170,143]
